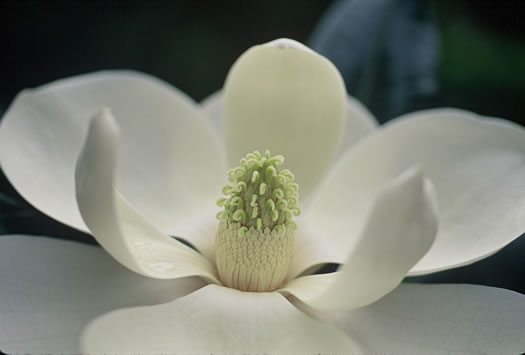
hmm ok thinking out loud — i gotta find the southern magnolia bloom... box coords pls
[0,38,524,353]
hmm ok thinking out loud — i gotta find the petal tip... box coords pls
[89,106,120,139]
[395,165,425,192]
[263,38,315,53]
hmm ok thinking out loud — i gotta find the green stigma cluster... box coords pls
[217,150,300,236]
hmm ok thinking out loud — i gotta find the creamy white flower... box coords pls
[0,38,524,353]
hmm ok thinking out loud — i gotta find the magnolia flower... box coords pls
[0,38,524,353]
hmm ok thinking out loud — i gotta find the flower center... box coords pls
[215,150,300,292]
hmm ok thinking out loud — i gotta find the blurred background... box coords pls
[0,0,524,293]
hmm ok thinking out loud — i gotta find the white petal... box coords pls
[200,89,223,137]
[307,108,525,274]
[223,38,347,198]
[81,284,364,352]
[336,95,377,158]
[201,90,377,159]
[0,236,205,353]
[0,71,227,239]
[282,168,438,310]
[329,283,525,353]
[75,110,219,283]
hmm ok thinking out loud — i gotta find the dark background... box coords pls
[0,0,524,293]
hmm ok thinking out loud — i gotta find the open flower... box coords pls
[1,38,524,353]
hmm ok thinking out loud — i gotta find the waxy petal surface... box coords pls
[305,108,525,274]
[330,283,525,353]
[0,236,204,353]
[82,284,364,352]
[201,90,377,160]
[223,39,346,199]
[75,110,219,283]
[0,71,226,242]
[283,168,438,310]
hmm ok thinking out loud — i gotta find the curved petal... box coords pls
[75,110,219,283]
[223,38,347,199]
[200,90,223,137]
[0,71,227,239]
[171,211,218,264]
[282,168,438,311]
[201,89,377,160]
[306,108,525,274]
[81,284,365,352]
[0,236,205,353]
[327,283,525,353]
[336,95,377,158]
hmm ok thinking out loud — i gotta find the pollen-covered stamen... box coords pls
[215,150,300,292]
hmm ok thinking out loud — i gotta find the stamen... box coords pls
[215,150,300,292]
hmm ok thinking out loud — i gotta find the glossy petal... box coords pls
[81,284,364,353]
[306,108,525,274]
[283,168,438,310]
[329,283,525,353]
[201,90,377,159]
[0,71,226,238]
[75,110,219,283]
[0,236,205,353]
[223,38,346,198]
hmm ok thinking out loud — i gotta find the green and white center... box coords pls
[215,150,300,292]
